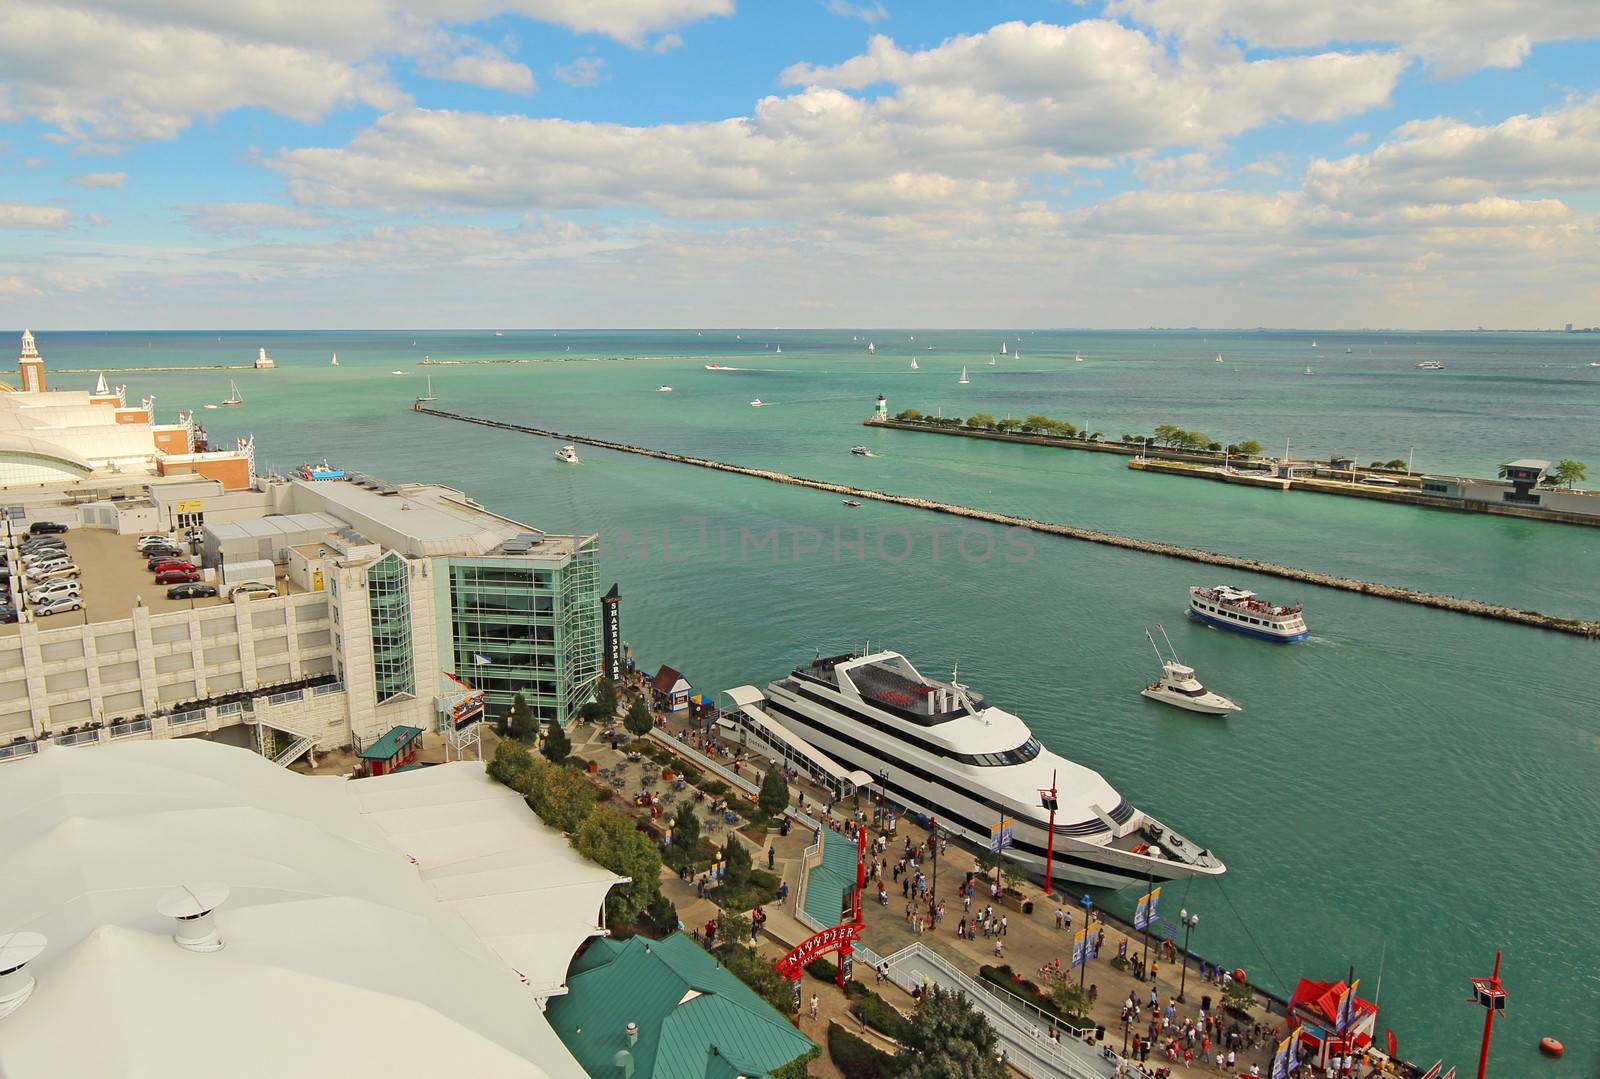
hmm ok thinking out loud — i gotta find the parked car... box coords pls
[28,521,68,534]
[23,548,68,564]
[27,579,81,604]
[155,568,201,585]
[229,582,277,600]
[166,582,218,600]
[0,605,17,624]
[24,559,72,579]
[29,563,81,582]
[147,558,196,573]
[33,596,83,616]
[137,533,176,549]
[20,539,66,554]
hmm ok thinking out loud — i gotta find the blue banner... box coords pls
[1070,928,1088,968]
[1134,886,1161,930]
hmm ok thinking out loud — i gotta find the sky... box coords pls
[1,1,1597,330]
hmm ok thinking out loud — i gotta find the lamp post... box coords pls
[1122,1007,1131,1055]
[1038,771,1058,896]
[928,817,940,904]
[1078,894,1094,990]
[1177,909,1199,1002]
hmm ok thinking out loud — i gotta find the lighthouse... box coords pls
[18,329,45,393]
[874,393,887,421]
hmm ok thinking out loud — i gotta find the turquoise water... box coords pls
[19,329,1600,1070]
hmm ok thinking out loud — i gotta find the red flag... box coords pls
[1386,1029,1398,1058]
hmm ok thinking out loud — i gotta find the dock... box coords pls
[414,406,1600,638]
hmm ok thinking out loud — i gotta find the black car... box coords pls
[28,521,68,534]
[0,605,16,624]
[166,582,218,600]
[21,536,65,549]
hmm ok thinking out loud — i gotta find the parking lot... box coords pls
[2,528,303,636]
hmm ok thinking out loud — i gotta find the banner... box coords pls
[1335,979,1360,1033]
[1134,886,1162,930]
[988,817,1015,853]
[1086,920,1104,959]
[1271,1033,1294,1079]
[1070,927,1088,969]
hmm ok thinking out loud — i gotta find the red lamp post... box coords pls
[1038,770,1059,893]
[1469,952,1507,1079]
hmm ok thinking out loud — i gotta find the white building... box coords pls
[0,738,624,1078]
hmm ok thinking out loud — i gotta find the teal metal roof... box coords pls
[802,829,857,927]
[358,725,423,760]
[547,933,814,1079]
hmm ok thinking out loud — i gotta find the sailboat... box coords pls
[775,345,782,354]
[1215,353,1224,363]
[988,355,997,366]
[910,358,919,369]
[1076,353,1085,363]
[1311,340,1318,348]
[957,366,970,384]
[867,342,877,353]
[331,352,339,366]
[1000,342,1008,355]
[1305,365,1314,376]
[416,375,437,403]
[221,380,244,406]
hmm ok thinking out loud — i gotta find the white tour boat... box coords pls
[728,650,1225,887]
[1188,585,1308,642]
[555,445,580,464]
[1140,626,1240,715]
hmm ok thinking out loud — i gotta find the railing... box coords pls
[272,734,316,767]
[217,701,243,717]
[110,717,151,738]
[168,708,206,727]
[312,680,344,697]
[0,740,40,764]
[54,729,101,747]
[264,688,305,705]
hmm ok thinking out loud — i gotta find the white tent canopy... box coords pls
[0,740,622,1079]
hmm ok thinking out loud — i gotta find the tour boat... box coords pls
[1188,585,1308,642]
[1140,626,1240,716]
[850,445,870,456]
[220,380,244,406]
[555,445,580,464]
[733,649,1225,887]
[957,366,969,384]
[1416,360,1445,370]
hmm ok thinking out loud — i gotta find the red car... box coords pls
[149,560,196,574]
[155,568,201,584]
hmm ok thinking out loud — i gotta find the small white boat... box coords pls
[910,358,919,369]
[203,403,218,409]
[750,398,764,407]
[1140,626,1240,716]
[658,385,673,392]
[1076,353,1086,363]
[494,331,504,337]
[555,445,580,464]
[1345,347,1352,354]
[391,370,404,375]
[957,365,969,384]
[331,352,339,366]
[850,445,870,456]
[1589,361,1600,367]
[1416,360,1445,370]
[416,375,437,402]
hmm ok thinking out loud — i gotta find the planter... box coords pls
[587,761,599,774]
[663,769,675,781]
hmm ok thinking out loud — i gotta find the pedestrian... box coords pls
[994,938,1004,958]
[809,994,819,1019]
[1054,907,1064,930]
[1000,915,1008,936]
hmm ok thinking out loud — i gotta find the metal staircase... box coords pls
[271,734,317,767]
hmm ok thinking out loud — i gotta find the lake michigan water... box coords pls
[23,328,1600,1069]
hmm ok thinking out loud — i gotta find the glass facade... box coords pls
[367,553,415,703]
[446,540,600,725]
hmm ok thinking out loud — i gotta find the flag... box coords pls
[1420,1062,1442,1079]
[1441,1069,1456,1079]
[1270,1033,1294,1079]
[1386,1030,1397,1058]
[472,653,493,666]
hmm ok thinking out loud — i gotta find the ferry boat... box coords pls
[555,445,580,464]
[1416,360,1445,370]
[1140,626,1240,715]
[1188,585,1308,642]
[743,650,1225,887]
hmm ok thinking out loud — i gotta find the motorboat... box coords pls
[658,385,673,392]
[842,499,862,507]
[555,445,580,464]
[749,398,764,407]
[1188,584,1308,642]
[1416,360,1445,370]
[1140,626,1240,716]
[1076,353,1085,362]
[850,445,870,456]
[730,649,1225,887]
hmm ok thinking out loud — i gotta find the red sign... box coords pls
[773,923,863,980]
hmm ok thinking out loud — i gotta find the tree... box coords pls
[529,762,598,832]
[994,417,1022,433]
[593,675,619,717]
[541,719,571,764]
[1383,459,1408,470]
[1237,439,1264,456]
[966,412,997,430]
[757,767,790,821]
[487,739,538,793]
[670,803,702,864]
[1550,459,1588,488]
[897,986,1005,1079]
[895,408,924,421]
[721,836,753,895]
[975,850,1003,884]
[1223,977,1256,1015]
[1050,981,1092,1022]
[1153,423,1184,447]
[571,804,662,923]
[509,691,537,744]
[624,695,654,737]
[1024,414,1054,433]
[1206,442,1224,453]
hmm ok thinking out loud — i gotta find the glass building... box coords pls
[367,552,415,703]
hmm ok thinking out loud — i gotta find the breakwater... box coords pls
[417,406,1600,638]
[0,365,259,374]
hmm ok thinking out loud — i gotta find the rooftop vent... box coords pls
[157,882,230,952]
[0,931,45,1020]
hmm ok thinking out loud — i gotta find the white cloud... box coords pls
[67,171,128,188]
[422,46,537,93]
[826,1,888,23]
[1345,131,1370,147]
[176,202,336,237]
[0,202,72,229]
[1108,0,1598,75]
[554,57,609,87]
[1133,152,1232,190]
[653,32,684,53]
[0,0,728,143]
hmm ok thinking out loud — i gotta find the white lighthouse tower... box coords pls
[873,393,887,421]
[18,329,45,393]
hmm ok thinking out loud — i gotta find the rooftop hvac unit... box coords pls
[0,931,46,1019]
[157,882,230,952]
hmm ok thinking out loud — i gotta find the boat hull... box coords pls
[1188,606,1308,642]
[1140,687,1240,715]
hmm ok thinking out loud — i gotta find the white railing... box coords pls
[264,688,305,706]
[54,729,101,747]
[168,708,206,727]
[110,717,151,738]
[312,680,344,697]
[0,740,40,764]
[272,734,316,767]
[217,701,243,716]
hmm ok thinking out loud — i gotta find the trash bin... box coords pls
[1095,1025,1106,1042]
[1201,994,1213,1012]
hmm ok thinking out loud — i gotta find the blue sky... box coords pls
[1,1,1597,328]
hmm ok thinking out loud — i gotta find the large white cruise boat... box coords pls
[741,650,1225,888]
[1188,585,1308,642]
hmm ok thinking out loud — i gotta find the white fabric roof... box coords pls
[0,740,620,1079]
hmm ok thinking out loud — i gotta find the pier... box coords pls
[0,365,259,374]
[415,406,1600,638]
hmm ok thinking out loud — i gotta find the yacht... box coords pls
[658,385,673,392]
[1416,360,1445,370]
[555,445,580,464]
[1140,626,1240,716]
[1188,585,1308,642]
[957,365,970,384]
[738,650,1225,887]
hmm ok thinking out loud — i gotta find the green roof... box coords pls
[358,725,424,760]
[802,829,858,927]
[547,933,814,1079]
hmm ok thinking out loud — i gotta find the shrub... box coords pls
[700,779,729,798]
[678,764,702,784]
[806,957,838,982]
[854,991,911,1041]
[565,756,591,771]
[828,1022,897,1079]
